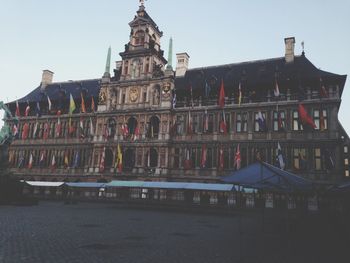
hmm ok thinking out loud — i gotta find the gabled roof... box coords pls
[221,162,313,192]
[175,55,347,98]
[15,79,100,104]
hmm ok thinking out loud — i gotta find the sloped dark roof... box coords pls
[175,55,347,99]
[16,79,101,104]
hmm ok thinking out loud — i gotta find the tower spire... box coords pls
[103,46,111,78]
[166,37,173,70]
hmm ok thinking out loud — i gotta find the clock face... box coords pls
[129,87,139,102]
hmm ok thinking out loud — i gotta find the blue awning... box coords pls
[184,183,235,191]
[221,162,313,192]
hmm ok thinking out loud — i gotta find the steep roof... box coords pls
[16,79,101,104]
[174,55,347,99]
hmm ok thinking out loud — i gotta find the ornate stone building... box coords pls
[4,4,350,184]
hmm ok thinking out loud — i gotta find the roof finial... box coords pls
[103,46,111,78]
[301,41,305,56]
[166,37,173,70]
[139,0,146,6]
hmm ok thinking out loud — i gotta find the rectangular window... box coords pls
[236,113,247,133]
[273,111,286,131]
[218,112,230,133]
[315,148,322,170]
[176,115,185,135]
[193,114,199,133]
[143,92,147,102]
[122,93,126,104]
[345,170,349,177]
[255,112,267,132]
[344,146,348,154]
[314,109,328,130]
[208,114,214,133]
[345,158,349,165]
[293,148,307,170]
[207,148,213,168]
[292,110,303,131]
[173,148,180,168]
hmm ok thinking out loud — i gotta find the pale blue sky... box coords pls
[0,0,349,133]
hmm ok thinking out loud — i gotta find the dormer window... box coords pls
[134,30,145,46]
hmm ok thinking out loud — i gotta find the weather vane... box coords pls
[139,0,147,6]
[301,41,305,53]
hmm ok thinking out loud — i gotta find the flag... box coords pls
[116,144,123,172]
[320,109,325,131]
[324,149,335,170]
[43,122,50,140]
[35,102,41,117]
[219,147,224,171]
[257,111,267,131]
[122,123,129,138]
[274,79,280,97]
[80,93,86,113]
[133,123,140,141]
[183,148,192,169]
[18,155,25,168]
[319,78,328,98]
[15,100,20,117]
[33,122,39,139]
[47,95,52,112]
[219,110,227,134]
[12,124,18,138]
[79,118,85,139]
[25,103,30,117]
[204,80,211,98]
[73,151,80,168]
[51,154,56,170]
[103,124,109,140]
[91,97,96,112]
[89,118,94,137]
[189,85,194,108]
[276,143,285,170]
[64,151,70,168]
[277,111,284,131]
[99,148,105,172]
[172,92,177,109]
[200,145,207,168]
[39,151,46,167]
[56,118,61,137]
[234,144,241,170]
[298,104,316,129]
[218,79,225,108]
[187,110,192,135]
[238,82,242,106]
[28,152,33,169]
[69,93,76,115]
[22,123,29,139]
[203,109,209,133]
[68,118,75,135]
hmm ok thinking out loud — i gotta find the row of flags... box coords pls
[15,93,96,118]
[99,144,123,173]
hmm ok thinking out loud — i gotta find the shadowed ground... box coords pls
[0,201,348,263]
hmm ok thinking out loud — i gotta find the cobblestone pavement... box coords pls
[0,201,348,263]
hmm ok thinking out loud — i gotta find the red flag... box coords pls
[200,145,207,168]
[15,101,21,117]
[22,123,29,140]
[319,78,328,98]
[218,79,225,108]
[298,104,317,129]
[133,123,140,141]
[43,122,50,140]
[234,144,241,170]
[219,147,224,171]
[183,149,192,170]
[28,152,33,169]
[25,104,30,117]
[56,118,62,137]
[91,97,96,112]
[320,109,325,131]
[219,111,227,134]
[81,93,86,113]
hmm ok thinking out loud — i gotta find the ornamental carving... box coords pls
[162,82,171,98]
[99,87,107,104]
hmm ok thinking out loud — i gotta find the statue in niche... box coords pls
[132,59,141,79]
[152,86,160,105]
[152,64,164,78]
[111,89,117,109]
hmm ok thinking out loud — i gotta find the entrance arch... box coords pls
[124,148,135,170]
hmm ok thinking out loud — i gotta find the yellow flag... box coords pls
[116,144,123,172]
[69,93,76,115]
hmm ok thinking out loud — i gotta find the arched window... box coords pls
[107,118,116,138]
[147,116,160,139]
[134,30,145,46]
[145,148,158,168]
[152,85,160,105]
[104,148,114,169]
[124,148,136,170]
[127,117,138,135]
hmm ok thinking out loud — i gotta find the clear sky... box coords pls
[0,0,349,133]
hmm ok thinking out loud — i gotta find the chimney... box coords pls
[176,53,190,77]
[40,70,54,90]
[284,37,295,63]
